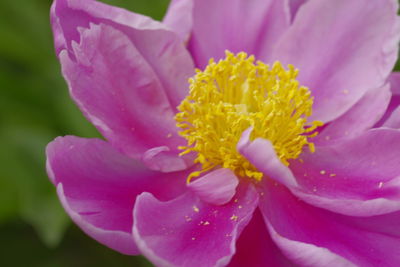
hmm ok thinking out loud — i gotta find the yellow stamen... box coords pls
[175,51,322,182]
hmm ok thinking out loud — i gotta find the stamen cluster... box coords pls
[175,51,322,182]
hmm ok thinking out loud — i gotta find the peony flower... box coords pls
[47,0,400,266]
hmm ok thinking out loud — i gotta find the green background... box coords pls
[0,0,399,266]
[0,0,169,266]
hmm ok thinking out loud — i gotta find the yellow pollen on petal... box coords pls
[175,51,323,182]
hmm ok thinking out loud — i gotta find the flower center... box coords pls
[175,51,322,182]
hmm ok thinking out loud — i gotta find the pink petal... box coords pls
[228,209,294,267]
[291,128,400,216]
[52,0,159,55]
[271,0,400,123]
[260,180,400,266]
[59,23,186,159]
[163,0,194,42]
[57,184,138,255]
[237,128,298,187]
[141,145,195,174]
[382,107,400,129]
[266,223,354,267]
[52,0,194,110]
[133,182,259,267]
[376,73,400,128]
[52,0,196,159]
[187,168,239,205]
[142,146,193,173]
[315,83,391,145]
[288,0,308,21]
[46,136,188,254]
[390,72,400,95]
[183,0,290,68]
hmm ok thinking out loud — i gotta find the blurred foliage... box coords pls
[2,220,152,267]
[0,0,399,266]
[0,0,167,266]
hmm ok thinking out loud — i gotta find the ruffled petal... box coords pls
[46,136,188,254]
[315,84,391,145]
[58,22,187,160]
[52,0,195,159]
[133,182,259,267]
[271,0,400,123]
[183,0,290,68]
[291,128,400,216]
[260,180,400,266]
[187,168,239,205]
[228,209,294,267]
[52,0,194,107]
[51,0,167,55]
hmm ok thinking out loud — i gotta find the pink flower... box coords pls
[47,0,400,266]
